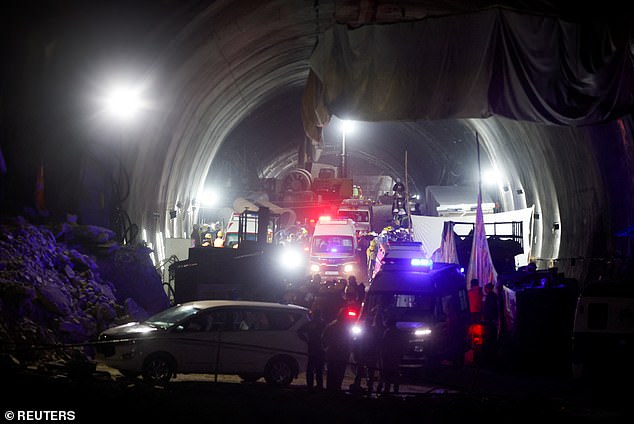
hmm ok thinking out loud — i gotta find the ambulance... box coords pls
[307,217,360,280]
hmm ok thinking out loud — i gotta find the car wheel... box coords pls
[142,353,175,385]
[264,356,296,387]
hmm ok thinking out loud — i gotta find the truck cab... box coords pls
[308,217,360,281]
[337,198,372,236]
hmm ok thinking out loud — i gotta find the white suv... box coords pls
[96,300,309,386]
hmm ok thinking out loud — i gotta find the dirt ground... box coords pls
[2,361,632,424]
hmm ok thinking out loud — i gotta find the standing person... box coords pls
[481,283,499,364]
[380,318,408,394]
[468,278,483,323]
[392,177,405,198]
[321,307,353,392]
[303,274,322,310]
[366,239,377,280]
[356,280,366,304]
[392,177,406,214]
[298,309,326,390]
[213,231,224,247]
[345,275,361,308]
[190,224,201,247]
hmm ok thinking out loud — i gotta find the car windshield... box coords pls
[338,210,369,222]
[144,304,201,329]
[226,233,257,244]
[312,235,354,253]
[364,293,435,322]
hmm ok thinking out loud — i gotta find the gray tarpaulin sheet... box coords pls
[302,8,634,143]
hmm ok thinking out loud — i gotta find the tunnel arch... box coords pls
[107,0,634,285]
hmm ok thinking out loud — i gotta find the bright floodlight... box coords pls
[340,119,355,135]
[105,86,142,120]
[482,168,502,186]
[201,189,221,207]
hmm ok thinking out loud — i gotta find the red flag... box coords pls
[35,162,47,214]
[466,192,497,287]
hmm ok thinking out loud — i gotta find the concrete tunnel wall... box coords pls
[109,0,634,285]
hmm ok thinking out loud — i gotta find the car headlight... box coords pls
[343,264,354,273]
[310,263,320,273]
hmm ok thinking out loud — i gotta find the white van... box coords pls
[97,300,310,386]
[308,217,360,280]
[571,281,634,379]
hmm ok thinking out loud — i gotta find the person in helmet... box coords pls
[201,232,213,247]
[392,178,405,197]
[366,239,377,278]
[214,231,225,247]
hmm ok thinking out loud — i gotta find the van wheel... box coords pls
[142,353,175,385]
[264,357,296,387]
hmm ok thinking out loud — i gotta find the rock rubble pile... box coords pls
[0,216,169,366]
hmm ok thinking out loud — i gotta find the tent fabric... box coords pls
[432,221,459,264]
[466,192,498,286]
[411,205,534,267]
[302,8,634,143]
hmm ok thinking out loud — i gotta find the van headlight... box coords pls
[414,328,432,337]
[343,264,354,273]
[310,263,320,273]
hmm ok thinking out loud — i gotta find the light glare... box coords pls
[105,86,142,119]
[341,120,355,135]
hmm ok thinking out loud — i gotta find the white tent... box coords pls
[411,206,534,268]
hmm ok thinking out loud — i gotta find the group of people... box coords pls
[298,278,409,394]
[349,309,409,394]
[191,223,224,248]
